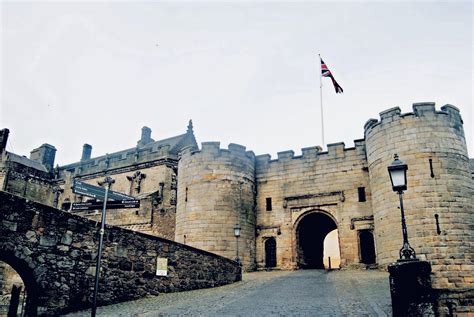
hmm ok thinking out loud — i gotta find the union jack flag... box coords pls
[320,57,343,94]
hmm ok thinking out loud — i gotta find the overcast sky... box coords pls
[1,1,472,166]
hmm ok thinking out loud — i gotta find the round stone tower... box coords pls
[175,142,256,271]
[365,102,473,289]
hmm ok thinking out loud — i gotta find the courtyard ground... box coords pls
[65,269,391,316]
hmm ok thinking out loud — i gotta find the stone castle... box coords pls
[1,102,473,294]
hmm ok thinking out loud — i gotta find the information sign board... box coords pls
[71,199,140,211]
[156,257,168,276]
[72,180,135,201]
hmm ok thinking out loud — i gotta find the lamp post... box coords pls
[387,154,417,261]
[234,223,241,264]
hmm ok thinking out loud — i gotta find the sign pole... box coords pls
[91,176,114,317]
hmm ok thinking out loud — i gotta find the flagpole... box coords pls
[318,54,325,147]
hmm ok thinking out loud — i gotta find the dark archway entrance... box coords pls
[0,261,25,316]
[0,250,39,316]
[296,212,338,269]
[359,230,376,264]
[264,237,277,268]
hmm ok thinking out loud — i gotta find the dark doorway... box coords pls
[264,237,277,268]
[296,212,338,269]
[359,230,376,264]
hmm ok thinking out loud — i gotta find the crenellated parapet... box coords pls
[182,141,256,164]
[364,102,464,138]
[255,139,367,170]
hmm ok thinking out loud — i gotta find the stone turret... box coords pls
[365,102,473,289]
[175,142,256,270]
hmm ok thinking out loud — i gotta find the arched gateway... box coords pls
[295,211,339,269]
[0,251,39,316]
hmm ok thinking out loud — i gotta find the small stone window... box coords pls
[266,197,272,211]
[358,187,366,202]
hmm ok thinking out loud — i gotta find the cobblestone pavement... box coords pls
[66,270,391,316]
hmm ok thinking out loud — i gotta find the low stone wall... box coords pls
[0,191,241,316]
[435,288,474,316]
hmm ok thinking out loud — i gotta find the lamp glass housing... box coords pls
[234,224,241,237]
[388,155,408,192]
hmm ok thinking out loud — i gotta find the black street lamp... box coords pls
[234,223,241,264]
[388,154,417,261]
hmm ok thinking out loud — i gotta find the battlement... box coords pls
[364,102,463,135]
[255,139,366,166]
[186,142,255,161]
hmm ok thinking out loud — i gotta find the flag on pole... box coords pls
[320,57,343,93]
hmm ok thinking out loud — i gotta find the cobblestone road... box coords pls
[66,270,391,316]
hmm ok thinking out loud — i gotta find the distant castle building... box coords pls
[0,102,473,293]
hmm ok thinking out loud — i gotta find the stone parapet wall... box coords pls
[176,142,256,270]
[57,145,176,178]
[365,103,473,289]
[0,160,55,206]
[0,191,241,315]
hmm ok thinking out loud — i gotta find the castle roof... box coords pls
[58,123,198,173]
[4,152,49,172]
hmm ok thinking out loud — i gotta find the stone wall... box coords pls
[435,288,474,315]
[365,103,473,289]
[255,140,372,269]
[176,142,257,271]
[0,191,241,316]
[0,161,55,206]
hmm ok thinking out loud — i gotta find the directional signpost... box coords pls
[72,180,135,201]
[71,178,142,317]
[71,200,140,211]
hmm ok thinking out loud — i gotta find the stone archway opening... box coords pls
[264,237,277,268]
[0,251,39,316]
[296,212,338,269]
[0,261,26,316]
[323,229,341,269]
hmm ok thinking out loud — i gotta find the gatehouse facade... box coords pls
[1,102,473,293]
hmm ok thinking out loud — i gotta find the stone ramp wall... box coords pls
[0,191,241,316]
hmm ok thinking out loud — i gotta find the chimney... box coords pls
[30,144,56,172]
[137,126,154,146]
[0,128,9,153]
[81,144,92,161]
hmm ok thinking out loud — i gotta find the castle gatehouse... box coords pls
[1,102,473,294]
